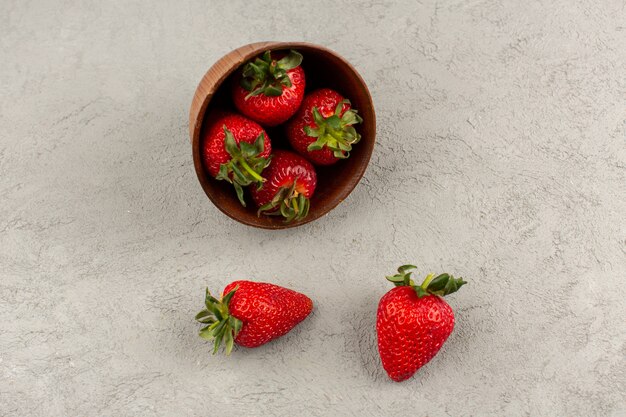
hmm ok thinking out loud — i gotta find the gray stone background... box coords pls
[1,0,625,416]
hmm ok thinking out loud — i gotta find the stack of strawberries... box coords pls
[202,50,363,222]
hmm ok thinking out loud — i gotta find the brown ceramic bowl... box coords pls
[189,41,375,229]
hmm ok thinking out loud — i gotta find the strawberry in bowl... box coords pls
[201,113,272,207]
[233,50,306,127]
[286,88,362,165]
[251,150,317,223]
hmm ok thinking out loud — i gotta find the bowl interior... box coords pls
[194,43,375,229]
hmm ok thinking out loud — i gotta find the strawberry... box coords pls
[286,88,362,165]
[195,280,313,354]
[233,50,306,127]
[250,150,317,222]
[201,113,272,206]
[376,265,466,382]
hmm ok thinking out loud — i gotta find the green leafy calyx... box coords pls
[386,265,466,298]
[195,287,243,355]
[304,100,363,159]
[257,181,310,223]
[215,126,271,207]
[240,50,303,99]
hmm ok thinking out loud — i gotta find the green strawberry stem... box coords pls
[257,181,310,223]
[215,126,270,207]
[240,50,303,99]
[420,273,435,290]
[386,265,466,298]
[239,158,264,184]
[304,100,363,159]
[195,287,243,355]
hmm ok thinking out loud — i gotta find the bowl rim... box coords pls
[189,41,376,230]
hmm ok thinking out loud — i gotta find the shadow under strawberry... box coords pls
[340,289,388,382]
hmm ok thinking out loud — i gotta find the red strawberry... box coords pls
[250,150,317,222]
[195,280,313,354]
[233,50,306,127]
[201,113,272,206]
[286,88,362,165]
[376,265,466,382]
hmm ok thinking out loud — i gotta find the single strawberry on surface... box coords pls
[195,280,313,354]
[286,88,363,165]
[376,265,466,382]
[250,150,317,223]
[233,50,306,127]
[201,113,272,206]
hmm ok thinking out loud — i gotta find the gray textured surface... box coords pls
[1,0,625,416]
